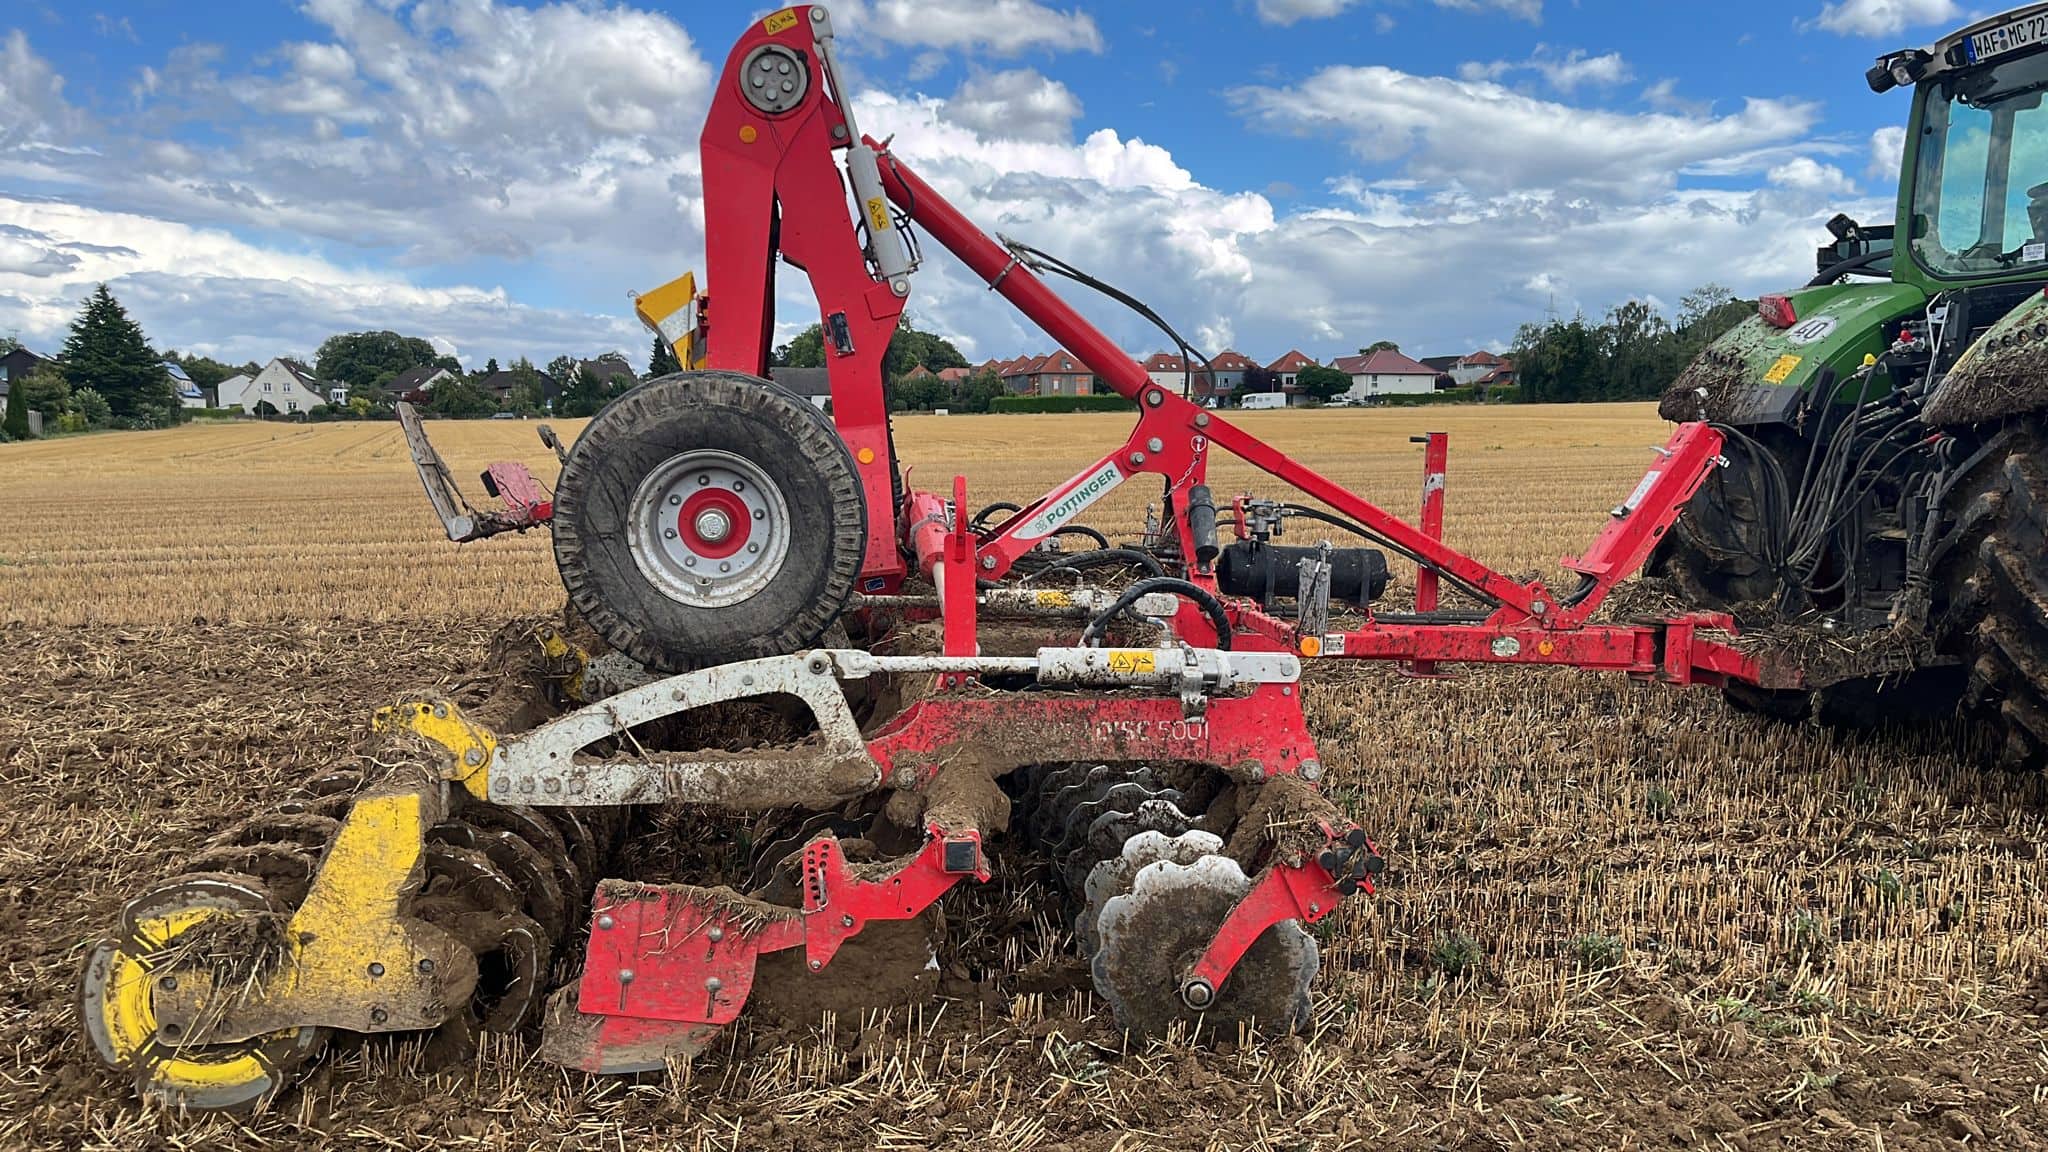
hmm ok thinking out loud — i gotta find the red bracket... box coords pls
[577,828,986,1029]
[1181,827,1381,1005]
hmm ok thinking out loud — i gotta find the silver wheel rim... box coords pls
[626,449,791,608]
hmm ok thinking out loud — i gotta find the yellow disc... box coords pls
[739,124,758,144]
[856,447,876,465]
[80,874,326,1110]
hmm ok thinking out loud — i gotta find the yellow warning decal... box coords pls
[1107,650,1156,675]
[1763,354,1802,384]
[763,9,799,35]
[865,196,891,232]
[1034,590,1075,608]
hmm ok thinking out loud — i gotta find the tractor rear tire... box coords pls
[1936,422,2048,771]
[552,371,866,673]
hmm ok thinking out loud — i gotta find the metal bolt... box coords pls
[685,556,697,567]
[1146,390,1163,407]
[1147,437,1164,453]
[705,977,723,994]
[719,561,731,573]
[812,7,825,19]
[433,704,449,719]
[981,555,997,570]
[742,674,755,687]
[1195,412,1211,427]
[598,915,616,931]
[619,969,636,984]
[159,976,178,991]
[832,125,848,140]
[669,493,682,505]
[698,474,710,486]
[754,508,765,519]
[810,959,823,970]
[1532,600,1548,615]
[748,543,760,554]
[733,479,746,491]
[370,1007,388,1024]
[841,914,855,928]
[464,748,483,766]
[544,778,561,794]
[665,528,678,539]
[1308,902,1321,915]
[367,961,385,977]
[708,926,725,942]
[694,510,732,541]
[673,688,686,701]
[1129,451,1146,465]
[418,958,435,974]
[1300,759,1323,782]
[1282,685,1293,696]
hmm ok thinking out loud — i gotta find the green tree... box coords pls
[952,371,1006,414]
[68,386,113,428]
[17,362,70,413]
[1361,340,1401,354]
[647,334,682,378]
[315,330,444,395]
[774,326,824,368]
[2,375,30,438]
[1241,365,1279,395]
[61,285,179,428]
[502,357,548,416]
[425,376,498,418]
[485,357,500,374]
[1294,364,1351,403]
[557,366,608,418]
[773,315,967,377]
[1511,316,1606,404]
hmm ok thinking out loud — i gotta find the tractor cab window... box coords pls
[1912,49,2048,276]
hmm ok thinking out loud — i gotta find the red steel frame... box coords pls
[542,7,1781,1064]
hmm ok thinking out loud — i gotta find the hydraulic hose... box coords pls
[1080,577,1233,651]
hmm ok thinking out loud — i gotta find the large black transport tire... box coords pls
[1936,422,2048,770]
[552,371,866,673]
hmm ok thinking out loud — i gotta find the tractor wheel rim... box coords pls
[628,448,791,609]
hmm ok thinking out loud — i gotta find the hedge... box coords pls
[1367,387,1515,407]
[989,394,1137,414]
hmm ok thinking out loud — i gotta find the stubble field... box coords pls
[3,404,2046,1151]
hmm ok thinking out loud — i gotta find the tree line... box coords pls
[1509,284,1754,405]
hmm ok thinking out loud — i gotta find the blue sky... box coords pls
[0,0,1978,369]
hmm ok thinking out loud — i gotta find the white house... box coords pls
[1141,351,1190,391]
[220,358,343,413]
[1330,349,1439,399]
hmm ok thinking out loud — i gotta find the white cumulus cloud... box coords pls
[1815,0,1959,36]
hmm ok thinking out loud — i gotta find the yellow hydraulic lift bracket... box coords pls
[374,699,497,801]
[634,271,707,370]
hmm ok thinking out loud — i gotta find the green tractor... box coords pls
[1653,4,2048,767]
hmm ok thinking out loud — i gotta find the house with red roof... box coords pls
[1448,350,1504,387]
[1329,349,1439,400]
[1265,350,1318,390]
[999,350,1095,396]
[1141,351,1190,392]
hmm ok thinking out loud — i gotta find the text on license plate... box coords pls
[1970,14,2048,62]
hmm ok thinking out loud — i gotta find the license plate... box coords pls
[1968,12,2048,62]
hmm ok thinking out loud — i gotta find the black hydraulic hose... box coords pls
[1050,524,1111,549]
[1006,240,1217,399]
[970,500,1022,529]
[1080,577,1232,650]
[1019,546,1166,582]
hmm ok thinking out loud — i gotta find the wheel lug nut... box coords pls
[697,475,710,486]
[685,556,697,567]
[668,494,681,505]
[665,528,677,539]
[719,562,731,572]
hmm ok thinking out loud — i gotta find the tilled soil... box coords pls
[5,619,2048,1151]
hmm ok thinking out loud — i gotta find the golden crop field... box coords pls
[0,403,1667,627]
[4,403,2045,1152]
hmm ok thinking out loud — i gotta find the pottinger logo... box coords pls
[1017,461,1124,539]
